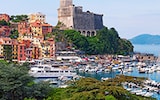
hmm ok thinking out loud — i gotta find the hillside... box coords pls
[52,27,133,55]
[130,34,160,44]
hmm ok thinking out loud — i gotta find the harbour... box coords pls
[79,65,160,100]
[29,45,160,99]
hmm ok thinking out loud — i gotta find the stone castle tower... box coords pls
[58,0,74,29]
[58,0,104,36]
[60,0,72,7]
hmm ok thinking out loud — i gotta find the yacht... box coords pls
[29,64,77,79]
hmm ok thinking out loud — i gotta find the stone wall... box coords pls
[73,7,103,36]
[74,11,95,30]
[94,14,103,30]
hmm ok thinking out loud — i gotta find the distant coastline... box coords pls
[130,34,160,45]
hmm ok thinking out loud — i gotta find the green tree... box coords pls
[63,30,89,51]
[0,62,52,100]
[52,27,133,55]
[47,77,155,100]
[105,95,116,100]
[10,29,19,39]
[10,15,28,22]
[0,20,10,26]
[0,63,33,100]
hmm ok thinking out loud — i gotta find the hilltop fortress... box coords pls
[58,0,104,36]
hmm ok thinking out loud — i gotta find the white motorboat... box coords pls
[144,92,153,97]
[29,64,77,78]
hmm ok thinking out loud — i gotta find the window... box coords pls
[20,54,22,57]
[20,46,23,49]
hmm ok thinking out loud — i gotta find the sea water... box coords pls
[133,44,160,56]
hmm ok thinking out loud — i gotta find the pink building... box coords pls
[0,26,11,37]
[0,14,10,22]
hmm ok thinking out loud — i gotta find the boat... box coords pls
[56,51,82,62]
[143,92,153,97]
[101,77,109,81]
[139,68,146,73]
[136,91,146,96]
[131,89,142,94]
[29,64,77,78]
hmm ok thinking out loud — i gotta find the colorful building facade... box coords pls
[0,14,10,22]
[18,21,31,36]
[28,12,46,23]
[0,26,11,37]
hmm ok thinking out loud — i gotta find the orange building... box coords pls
[32,44,41,59]
[12,39,18,62]
[30,20,52,36]
[18,21,31,36]
[30,20,42,36]
[47,38,55,58]
[0,14,10,22]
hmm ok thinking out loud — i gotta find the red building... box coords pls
[42,23,52,35]
[17,42,26,61]
[22,40,31,48]
[0,26,11,37]
[0,14,10,22]
[18,21,31,36]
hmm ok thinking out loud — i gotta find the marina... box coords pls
[28,50,160,99]
[78,63,160,99]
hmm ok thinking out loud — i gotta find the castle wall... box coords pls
[94,14,103,30]
[73,11,95,30]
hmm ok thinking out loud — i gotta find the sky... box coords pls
[0,0,160,39]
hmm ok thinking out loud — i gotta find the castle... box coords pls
[58,0,104,36]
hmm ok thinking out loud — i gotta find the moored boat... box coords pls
[29,64,77,78]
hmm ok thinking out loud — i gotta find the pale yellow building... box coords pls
[41,41,50,58]
[30,20,43,36]
[28,12,46,24]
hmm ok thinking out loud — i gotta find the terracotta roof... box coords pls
[30,22,41,27]
[42,23,52,27]
[1,37,11,41]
